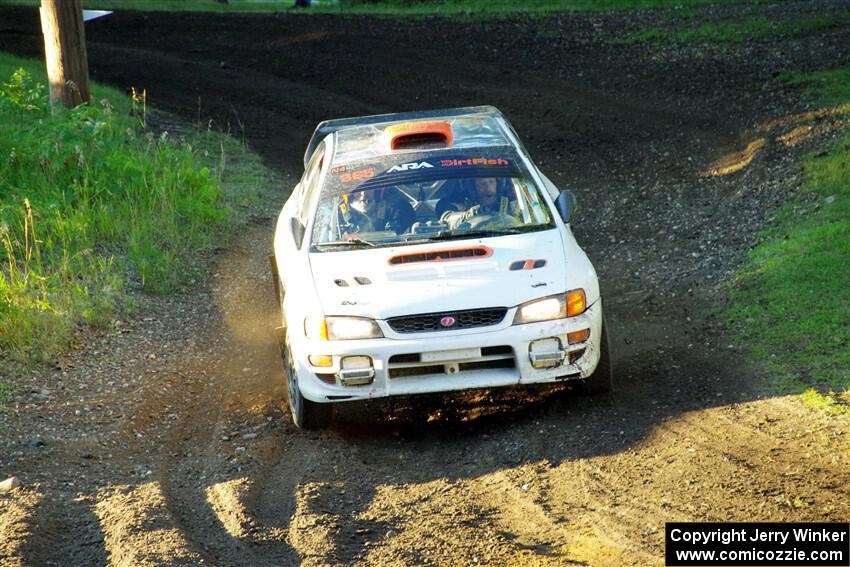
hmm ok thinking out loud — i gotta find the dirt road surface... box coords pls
[1,3,849,565]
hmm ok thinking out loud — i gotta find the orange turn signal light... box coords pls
[567,328,590,344]
[566,289,587,317]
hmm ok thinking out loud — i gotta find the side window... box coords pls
[298,144,324,223]
[294,143,325,247]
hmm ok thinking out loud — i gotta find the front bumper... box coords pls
[290,301,603,403]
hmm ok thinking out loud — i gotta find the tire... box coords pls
[580,318,613,395]
[270,254,282,306]
[281,332,331,429]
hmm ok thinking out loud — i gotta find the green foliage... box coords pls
[0,63,231,361]
[723,67,850,410]
[0,68,45,112]
[330,0,747,13]
[0,52,131,116]
[0,381,12,405]
[778,67,850,110]
[624,14,844,45]
[0,0,291,11]
[0,0,777,15]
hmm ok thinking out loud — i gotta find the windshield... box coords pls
[310,149,554,250]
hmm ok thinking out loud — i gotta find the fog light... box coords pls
[308,354,333,367]
[567,328,590,344]
[341,356,371,370]
[338,356,375,386]
[528,337,565,369]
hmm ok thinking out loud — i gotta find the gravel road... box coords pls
[1,3,849,565]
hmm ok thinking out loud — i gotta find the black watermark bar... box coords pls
[666,522,849,566]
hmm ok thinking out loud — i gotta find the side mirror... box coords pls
[554,190,573,224]
[291,217,306,249]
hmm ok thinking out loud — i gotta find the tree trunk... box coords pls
[39,0,90,109]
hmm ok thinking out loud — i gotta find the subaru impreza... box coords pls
[272,106,611,428]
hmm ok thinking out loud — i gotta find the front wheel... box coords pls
[580,319,613,395]
[282,333,331,429]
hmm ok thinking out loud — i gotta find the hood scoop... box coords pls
[388,246,492,266]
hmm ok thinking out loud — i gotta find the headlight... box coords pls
[513,289,586,325]
[513,294,566,324]
[305,316,383,340]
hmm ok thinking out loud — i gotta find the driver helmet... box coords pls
[470,177,511,212]
[352,187,383,214]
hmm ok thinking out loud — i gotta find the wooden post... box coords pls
[39,0,91,109]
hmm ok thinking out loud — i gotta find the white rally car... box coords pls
[273,106,611,428]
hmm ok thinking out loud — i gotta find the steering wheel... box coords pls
[466,212,520,230]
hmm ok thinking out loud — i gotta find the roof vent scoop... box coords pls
[385,121,453,151]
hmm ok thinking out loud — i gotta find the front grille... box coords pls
[389,365,445,379]
[388,359,516,379]
[387,307,507,334]
[387,346,516,379]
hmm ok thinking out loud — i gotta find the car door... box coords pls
[274,141,327,328]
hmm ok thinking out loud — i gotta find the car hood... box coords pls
[308,231,568,319]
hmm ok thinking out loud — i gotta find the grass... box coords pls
[0,51,273,369]
[723,66,850,414]
[624,14,846,46]
[778,67,850,110]
[294,0,768,16]
[0,0,290,11]
[0,0,777,15]
[0,52,131,114]
[0,382,12,403]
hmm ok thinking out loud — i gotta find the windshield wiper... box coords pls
[313,238,376,249]
[424,228,523,241]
